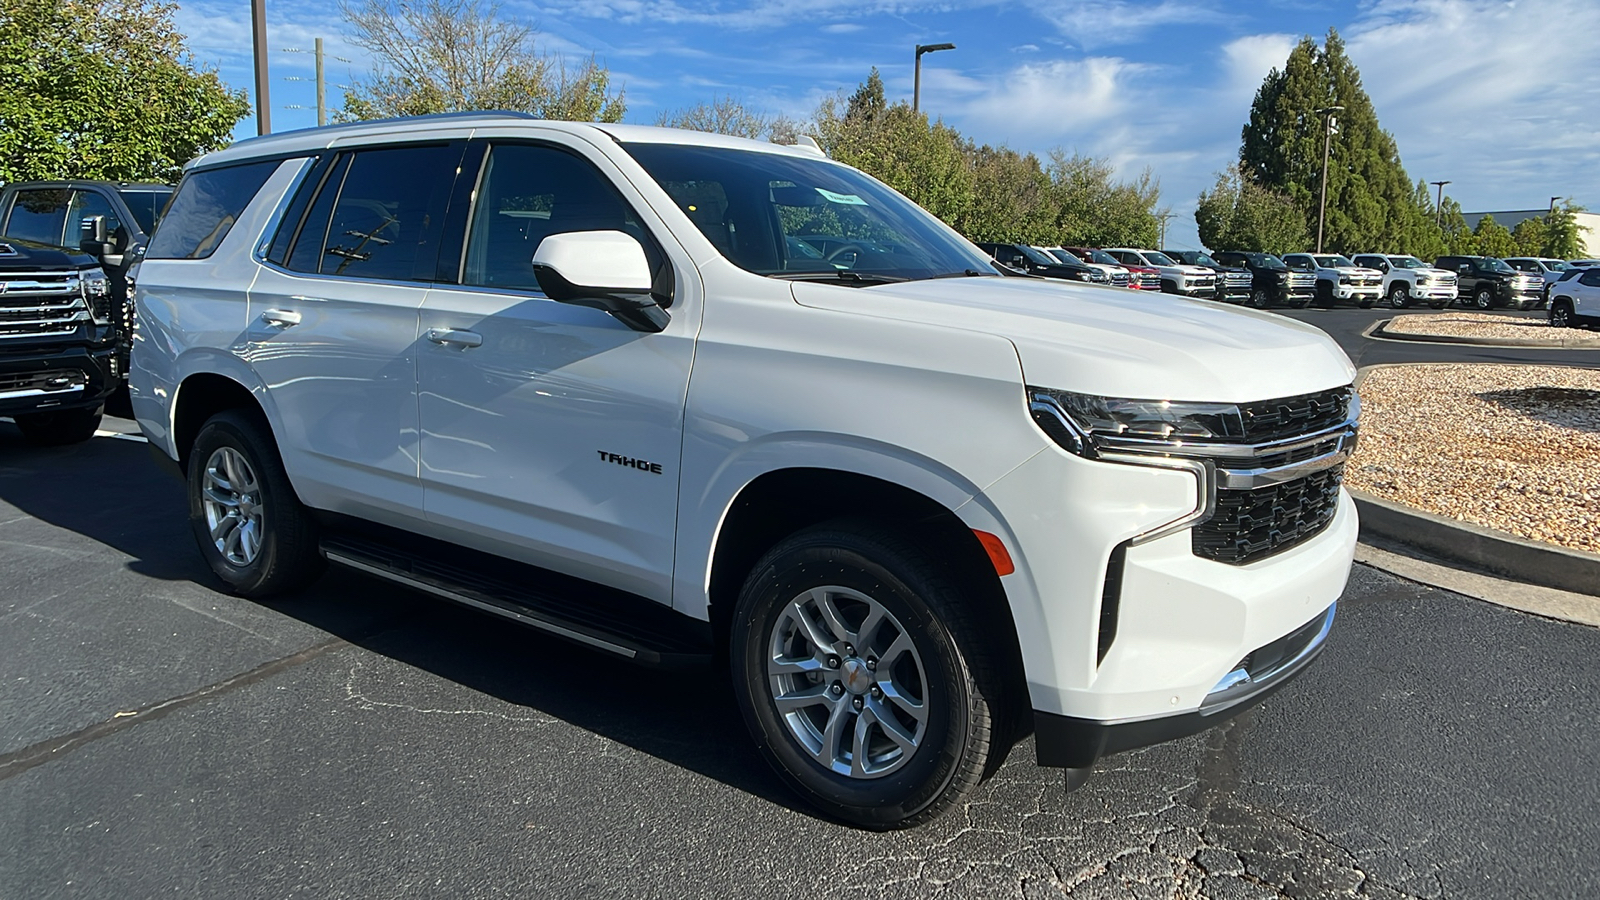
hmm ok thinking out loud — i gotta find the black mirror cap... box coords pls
[532,264,670,333]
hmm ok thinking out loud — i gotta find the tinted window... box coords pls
[284,144,459,280]
[68,191,123,243]
[461,143,656,291]
[118,189,172,234]
[1580,269,1600,288]
[147,161,279,259]
[4,189,70,245]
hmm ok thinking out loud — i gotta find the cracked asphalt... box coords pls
[2,414,1597,899]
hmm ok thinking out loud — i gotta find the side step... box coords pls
[320,526,712,668]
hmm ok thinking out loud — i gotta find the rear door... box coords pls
[1576,269,1600,318]
[415,136,699,604]
[245,139,465,524]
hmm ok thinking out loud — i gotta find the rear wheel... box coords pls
[1388,284,1410,309]
[730,522,1006,829]
[187,410,324,597]
[14,405,102,446]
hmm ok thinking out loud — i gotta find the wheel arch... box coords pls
[171,371,270,471]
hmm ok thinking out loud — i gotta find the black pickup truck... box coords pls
[975,242,1109,284]
[1211,251,1315,308]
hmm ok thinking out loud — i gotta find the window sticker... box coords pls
[815,188,868,206]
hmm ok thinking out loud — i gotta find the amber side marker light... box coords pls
[972,530,1015,576]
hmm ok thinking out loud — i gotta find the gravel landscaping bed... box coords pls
[1348,363,1600,554]
[1384,312,1600,346]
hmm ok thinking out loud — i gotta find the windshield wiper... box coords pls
[928,268,1001,279]
[773,271,909,286]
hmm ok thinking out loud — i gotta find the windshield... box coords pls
[1189,252,1219,267]
[1245,253,1288,270]
[1044,248,1080,265]
[1143,251,1178,266]
[1483,257,1516,274]
[1389,256,1426,269]
[621,143,997,282]
[1019,245,1058,266]
[1545,259,1573,271]
[1314,255,1356,267]
[118,188,172,234]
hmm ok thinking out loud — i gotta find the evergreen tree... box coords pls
[1239,28,1439,255]
[1543,200,1589,259]
[1471,216,1516,258]
[1510,217,1547,257]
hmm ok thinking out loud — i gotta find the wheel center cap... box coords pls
[841,658,873,695]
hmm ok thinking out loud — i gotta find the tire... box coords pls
[730,521,1006,829]
[1388,284,1410,309]
[1473,285,1496,310]
[14,405,103,445]
[1551,300,1574,328]
[1249,287,1273,309]
[186,409,324,597]
[1358,297,1375,309]
[1428,300,1448,309]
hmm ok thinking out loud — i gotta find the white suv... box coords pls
[130,115,1358,828]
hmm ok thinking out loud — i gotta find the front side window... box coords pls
[68,191,123,243]
[461,143,658,292]
[4,189,71,245]
[147,161,279,259]
[621,143,995,283]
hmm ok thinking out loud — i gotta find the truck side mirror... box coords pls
[78,216,116,259]
[532,231,670,333]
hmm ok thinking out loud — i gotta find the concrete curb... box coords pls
[1351,490,1600,598]
[1366,318,1600,349]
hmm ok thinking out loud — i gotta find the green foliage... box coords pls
[1195,165,1307,254]
[812,70,1164,247]
[657,95,774,140]
[1542,200,1589,259]
[337,0,624,122]
[0,0,249,182]
[1471,216,1516,258]
[1510,217,1547,257]
[1238,28,1439,255]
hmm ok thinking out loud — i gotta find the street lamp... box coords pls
[1431,180,1451,228]
[1314,105,1343,253]
[913,43,956,114]
[252,0,270,134]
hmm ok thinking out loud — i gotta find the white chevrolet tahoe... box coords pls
[1282,253,1383,308]
[1351,254,1457,309]
[129,115,1358,829]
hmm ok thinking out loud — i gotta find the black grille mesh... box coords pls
[1194,465,1344,565]
[1237,387,1352,444]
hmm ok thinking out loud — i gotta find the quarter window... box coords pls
[146,161,280,259]
[1580,269,1600,288]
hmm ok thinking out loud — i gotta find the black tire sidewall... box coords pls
[14,405,102,445]
[186,411,319,596]
[1389,285,1408,308]
[731,533,977,828]
[1475,286,1494,309]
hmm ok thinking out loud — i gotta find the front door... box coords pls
[416,139,697,604]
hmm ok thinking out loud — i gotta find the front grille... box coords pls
[1109,272,1130,287]
[1134,272,1159,290]
[1237,387,1353,444]
[1193,464,1344,564]
[1288,273,1315,290]
[1225,272,1252,287]
[0,270,84,338]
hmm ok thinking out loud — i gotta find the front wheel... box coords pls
[1473,286,1496,309]
[187,410,324,597]
[14,405,102,445]
[1388,284,1410,308]
[1249,288,1274,309]
[730,523,1006,829]
[1428,299,1448,309]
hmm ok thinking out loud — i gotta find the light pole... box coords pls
[1431,180,1451,228]
[1314,105,1343,253]
[252,0,270,134]
[1550,196,1561,217]
[913,43,955,114]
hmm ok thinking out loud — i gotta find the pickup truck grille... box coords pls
[1349,274,1380,288]
[1224,271,1252,288]
[1193,464,1344,565]
[0,270,85,339]
[1288,273,1315,291]
[1131,272,1159,290]
[1108,272,1130,287]
[0,369,87,395]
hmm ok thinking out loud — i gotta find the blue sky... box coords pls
[176,0,1600,250]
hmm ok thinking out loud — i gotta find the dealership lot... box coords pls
[2,396,1597,898]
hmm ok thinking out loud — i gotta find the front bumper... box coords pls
[1333,285,1381,301]
[1035,602,1334,767]
[1410,283,1456,301]
[0,342,118,416]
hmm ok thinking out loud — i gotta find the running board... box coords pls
[320,529,712,668]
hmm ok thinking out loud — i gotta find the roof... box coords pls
[2,180,172,191]
[190,112,828,171]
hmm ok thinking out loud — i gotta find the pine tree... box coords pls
[1239,28,1439,255]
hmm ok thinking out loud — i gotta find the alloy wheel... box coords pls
[201,446,264,566]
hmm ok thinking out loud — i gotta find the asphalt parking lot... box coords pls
[3,304,1598,899]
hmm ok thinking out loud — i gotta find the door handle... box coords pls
[426,328,483,348]
[260,309,301,327]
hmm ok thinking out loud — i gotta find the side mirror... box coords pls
[78,216,116,259]
[532,231,669,333]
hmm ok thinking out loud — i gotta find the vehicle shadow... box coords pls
[1478,387,1600,435]
[0,422,813,819]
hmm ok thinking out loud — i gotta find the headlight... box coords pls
[1028,388,1245,458]
[80,269,114,324]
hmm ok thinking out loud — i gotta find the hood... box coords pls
[0,236,96,271]
[791,277,1355,403]
[1176,264,1213,277]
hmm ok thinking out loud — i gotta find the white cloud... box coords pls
[1022,0,1219,50]
[822,23,865,33]
[1219,32,1295,104]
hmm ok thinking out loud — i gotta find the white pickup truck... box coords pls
[1282,253,1383,307]
[1103,248,1218,298]
[130,115,1358,829]
[1350,254,1458,309]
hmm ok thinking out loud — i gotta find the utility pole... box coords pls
[913,43,955,114]
[1431,180,1451,228]
[252,0,270,134]
[1157,212,1174,249]
[1550,196,1560,218]
[315,37,326,127]
[1315,105,1343,253]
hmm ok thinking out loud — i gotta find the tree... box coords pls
[1047,152,1164,247]
[1239,28,1436,254]
[1510,216,1547,257]
[1195,165,1307,254]
[1471,216,1516,258]
[1543,200,1589,259]
[338,0,623,122]
[0,0,249,183]
[959,144,1058,243]
[657,95,772,140]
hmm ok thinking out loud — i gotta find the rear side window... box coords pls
[118,189,172,234]
[4,189,71,246]
[146,161,279,259]
[279,143,461,282]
